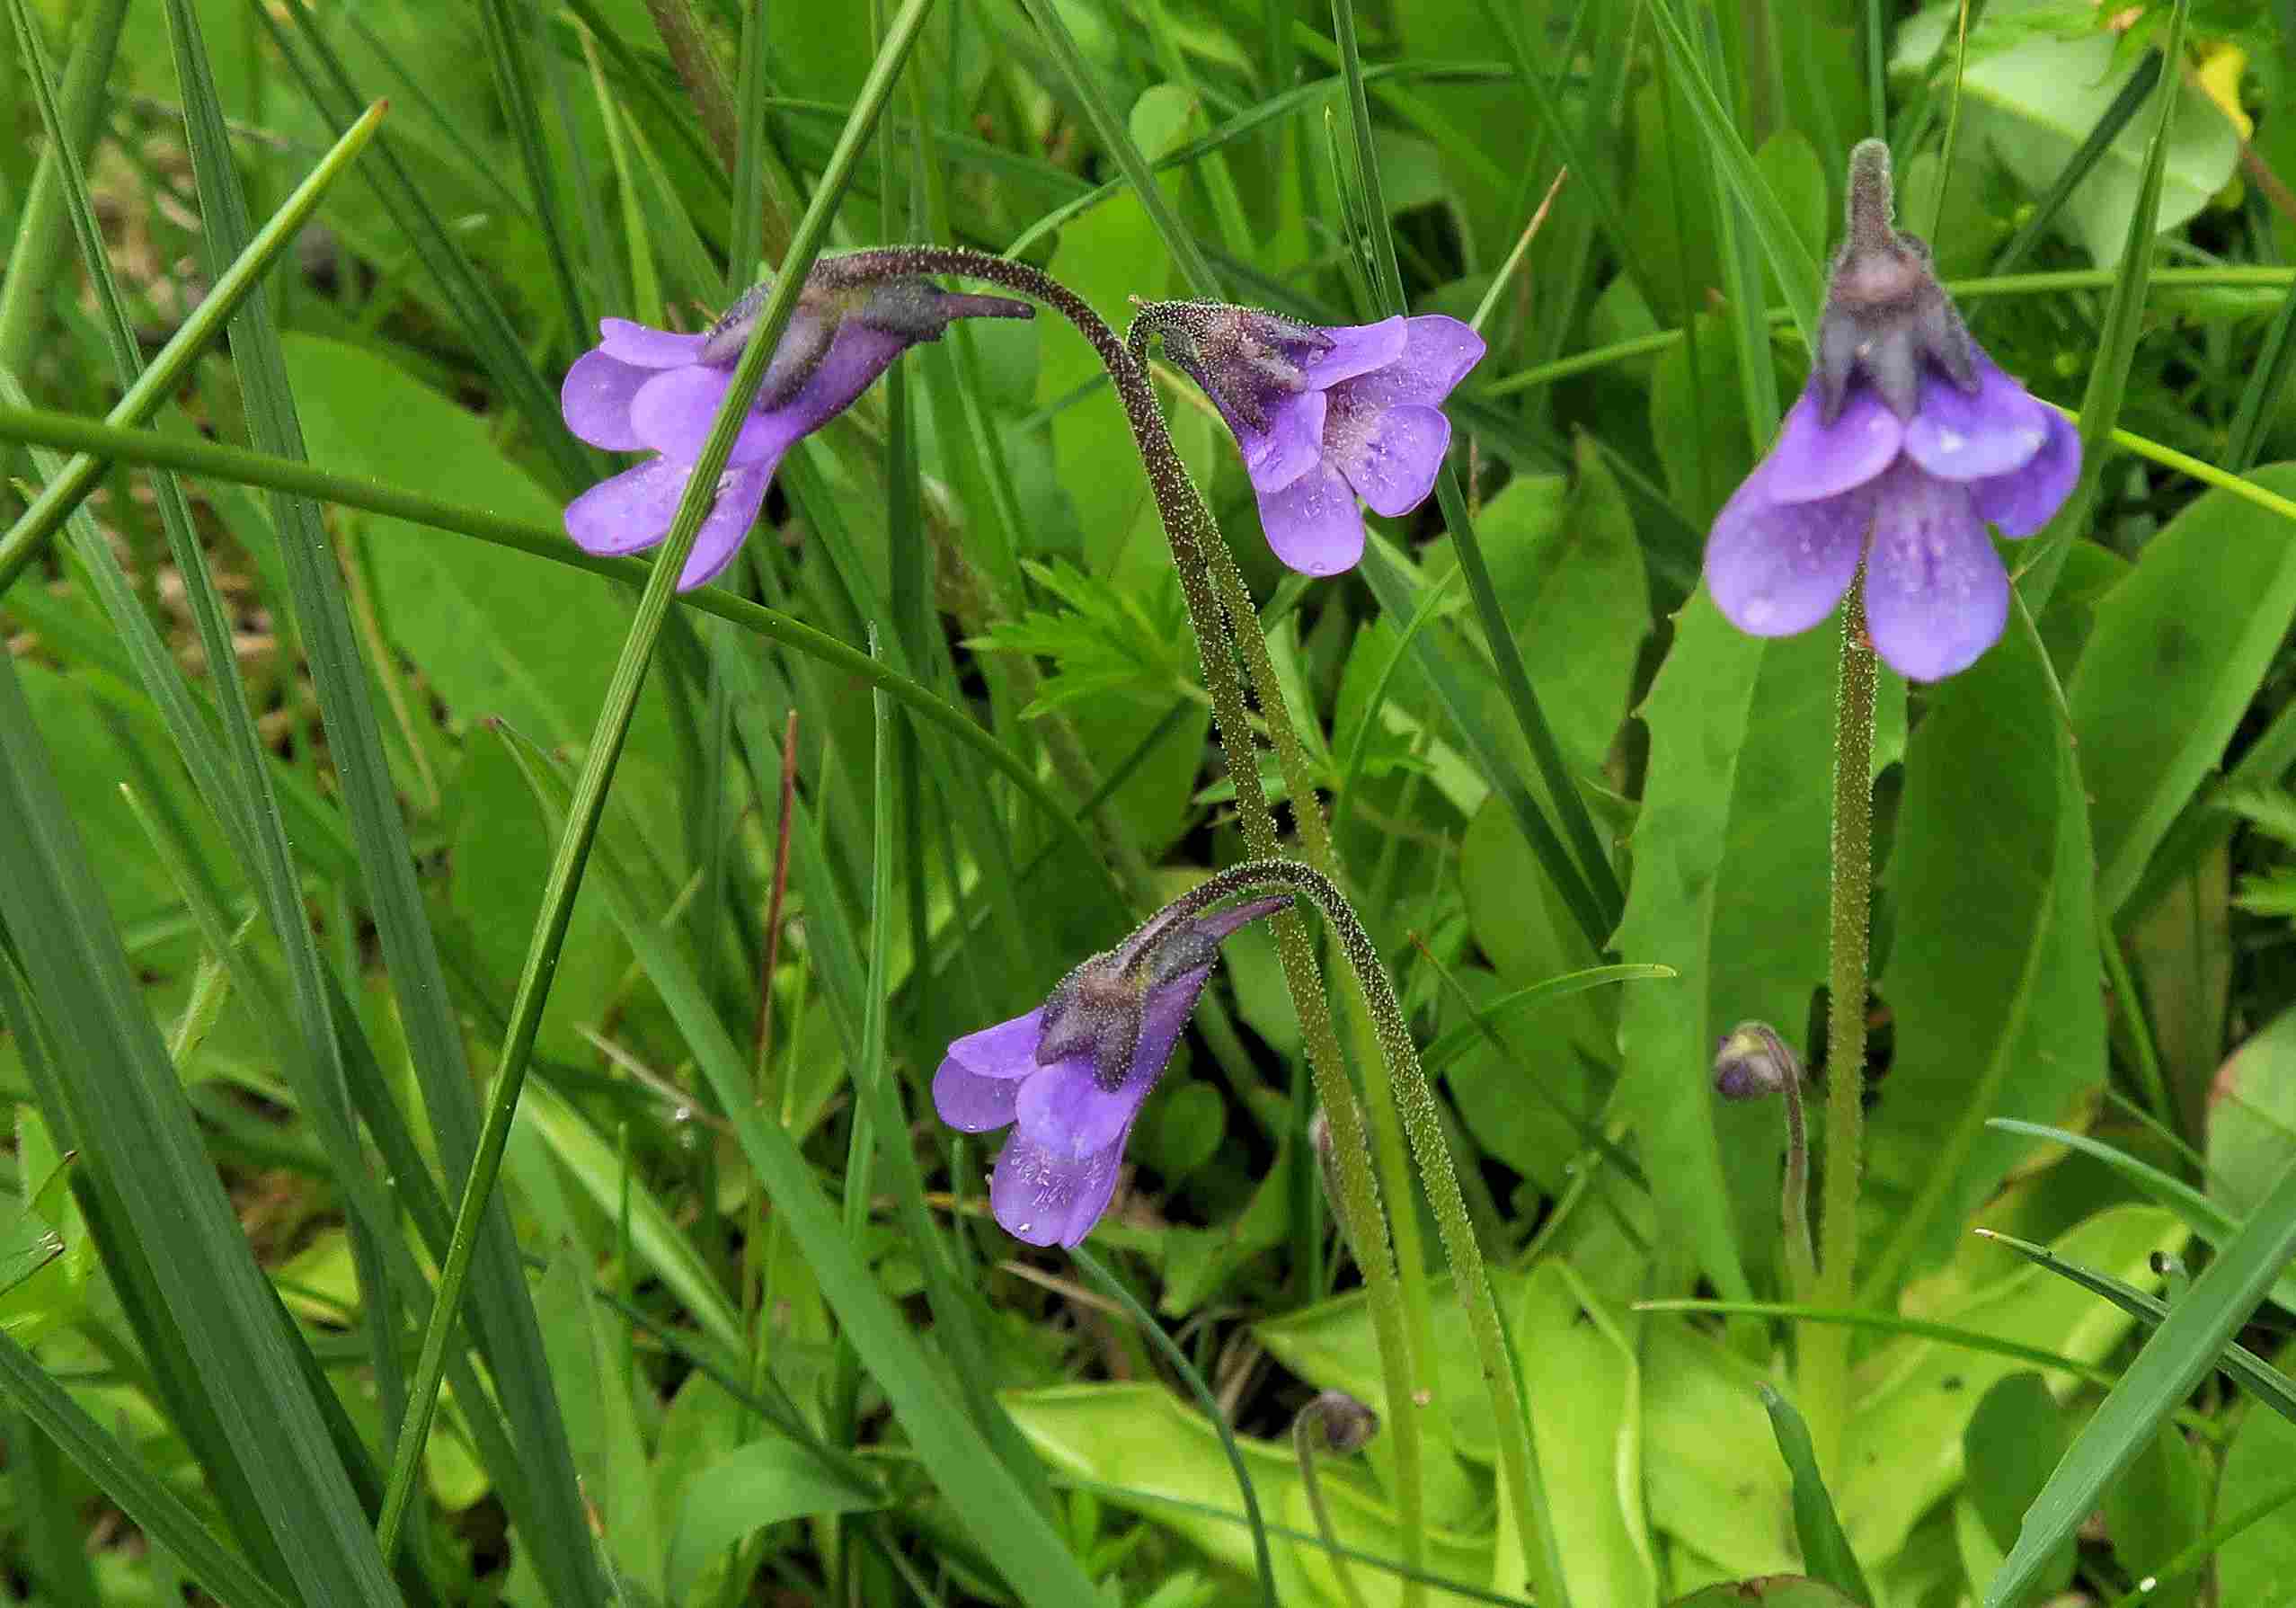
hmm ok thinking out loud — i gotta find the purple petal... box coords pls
[1902,360,2050,482]
[598,318,707,368]
[564,458,687,556]
[1254,459,1368,576]
[1862,461,2007,681]
[946,1008,1047,1080]
[675,465,771,591]
[1325,399,1449,518]
[933,1057,1021,1134]
[560,351,652,450]
[988,1127,1130,1247]
[1237,388,1327,494]
[1014,964,1213,1163]
[1015,1058,1142,1164]
[1307,317,1411,388]
[1703,461,1870,638]
[787,324,911,429]
[1971,405,2080,537]
[1325,315,1486,410]
[629,367,802,468]
[1765,382,1903,505]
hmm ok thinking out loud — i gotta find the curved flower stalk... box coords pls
[934,893,1288,1246]
[1705,139,2079,680]
[1131,300,1485,575]
[559,271,1030,590]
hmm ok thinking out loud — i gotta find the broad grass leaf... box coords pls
[1958,1375,2074,1595]
[2097,1424,2206,1608]
[1869,619,2103,1284]
[278,333,677,792]
[2068,465,2296,916]
[1612,594,1838,1302]
[1517,1265,1660,1608]
[666,1440,882,1604]
[2215,1400,2296,1602]
[1002,1381,1495,1604]
[1668,1580,1857,1607]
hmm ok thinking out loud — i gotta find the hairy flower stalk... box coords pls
[1714,1020,1817,1302]
[810,245,1439,1595]
[1294,1392,1381,1608]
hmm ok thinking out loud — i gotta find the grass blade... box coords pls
[1981,1154,2296,1604]
[0,0,127,368]
[1972,1229,2296,1426]
[373,0,942,1563]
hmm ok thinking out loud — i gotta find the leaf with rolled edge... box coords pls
[1760,1386,1872,1605]
[1865,618,2103,1293]
[2068,464,2296,917]
[1611,592,1838,1302]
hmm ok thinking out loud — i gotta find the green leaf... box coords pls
[667,1439,885,1604]
[1984,1159,2296,1604]
[2216,1403,2296,1602]
[1890,12,2235,266]
[1866,619,2102,1290]
[1760,1385,1872,1606]
[2097,1423,2206,1608]
[1612,594,1838,1301]
[1519,1265,1660,1608]
[2208,1002,2296,1222]
[2067,465,2296,916]
[1960,1375,2075,1595]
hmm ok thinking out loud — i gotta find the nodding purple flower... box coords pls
[1704,139,2079,681]
[1139,301,1485,577]
[932,893,1289,1248]
[559,274,1031,591]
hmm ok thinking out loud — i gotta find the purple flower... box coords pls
[1144,302,1485,576]
[560,276,1030,591]
[932,893,1288,1248]
[1704,140,2079,681]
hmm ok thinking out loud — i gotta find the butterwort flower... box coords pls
[1139,300,1485,576]
[560,272,1031,590]
[933,892,1288,1247]
[1705,138,2079,680]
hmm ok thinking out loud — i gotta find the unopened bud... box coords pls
[1298,1390,1379,1456]
[1307,1106,1357,1270]
[1712,1021,1801,1102]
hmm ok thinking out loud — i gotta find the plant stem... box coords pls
[1803,577,1877,1481]
[1175,860,1571,1608]
[813,244,1432,1604]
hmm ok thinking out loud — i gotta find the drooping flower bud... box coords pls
[1712,1020,1803,1103]
[1297,1390,1380,1456]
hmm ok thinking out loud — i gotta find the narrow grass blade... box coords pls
[0,656,394,1606]
[2017,0,2192,615]
[0,402,1110,877]
[0,98,387,594]
[495,689,1104,1605]
[0,0,127,368]
[0,1328,292,1608]
[1971,1230,2296,1425]
[1640,0,1824,352]
[1760,1385,1874,1605]
[1074,1246,1276,1607]
[1330,0,1624,940]
[477,0,590,346]
[375,0,942,1564]
[1981,1154,2296,1605]
[157,3,606,1597]
[2227,277,2296,471]
[251,0,592,491]
[1013,0,1222,293]
[1357,538,1608,951]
